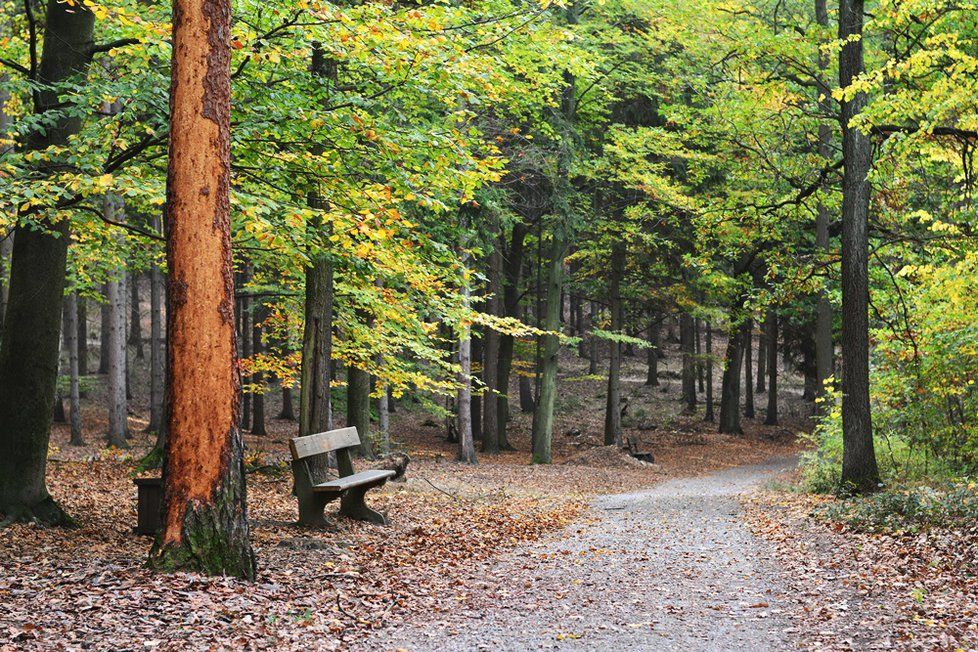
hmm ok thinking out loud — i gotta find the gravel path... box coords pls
[366,457,800,652]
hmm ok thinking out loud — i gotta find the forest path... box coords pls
[366,457,799,651]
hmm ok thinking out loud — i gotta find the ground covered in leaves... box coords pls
[746,484,978,651]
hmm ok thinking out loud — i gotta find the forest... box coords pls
[0,0,976,649]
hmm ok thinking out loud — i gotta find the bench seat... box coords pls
[312,469,395,493]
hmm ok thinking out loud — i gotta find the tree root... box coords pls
[0,496,76,529]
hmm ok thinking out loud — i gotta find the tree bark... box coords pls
[238,269,252,429]
[531,223,566,464]
[77,295,88,377]
[279,386,295,420]
[0,0,96,526]
[457,275,477,464]
[148,0,255,579]
[250,300,267,436]
[482,240,503,453]
[756,316,766,394]
[495,222,526,449]
[66,293,85,445]
[588,301,599,374]
[704,322,715,422]
[719,319,745,434]
[764,309,779,426]
[603,240,625,447]
[696,318,705,393]
[347,365,373,458]
[681,313,696,412]
[838,0,880,492]
[130,271,144,359]
[815,0,835,399]
[106,195,129,448]
[646,314,659,386]
[743,319,755,419]
[148,211,165,434]
[99,285,110,374]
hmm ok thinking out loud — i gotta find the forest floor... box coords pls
[2,336,975,650]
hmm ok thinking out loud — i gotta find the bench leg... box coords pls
[340,485,388,525]
[297,492,338,527]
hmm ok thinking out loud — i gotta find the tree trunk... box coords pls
[377,362,390,456]
[764,309,779,426]
[756,316,766,394]
[279,386,295,420]
[482,241,503,453]
[696,318,705,392]
[743,319,755,419]
[238,270,252,430]
[531,224,566,464]
[66,293,85,445]
[705,322,715,422]
[457,280,477,465]
[681,313,696,412]
[130,272,144,360]
[148,0,255,578]
[603,240,625,447]
[99,285,110,374]
[148,211,165,434]
[77,295,88,377]
[0,233,10,337]
[347,366,373,458]
[495,222,526,450]
[718,320,745,434]
[646,314,659,386]
[838,0,880,492]
[471,331,482,442]
[589,301,599,374]
[106,195,129,448]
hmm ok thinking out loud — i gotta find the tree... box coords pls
[838,0,880,493]
[148,0,255,579]
[0,0,98,526]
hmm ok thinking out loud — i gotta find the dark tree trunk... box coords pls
[838,0,880,491]
[743,319,755,419]
[0,0,98,526]
[646,314,659,386]
[130,271,144,359]
[482,240,503,453]
[588,301,599,374]
[279,386,296,420]
[719,320,745,434]
[681,313,696,412]
[77,295,88,376]
[705,322,715,422]
[471,331,482,442]
[99,284,110,374]
[250,300,267,436]
[495,222,527,450]
[148,0,255,579]
[531,223,566,464]
[756,316,766,394]
[696,318,705,393]
[347,366,373,458]
[66,293,85,445]
[603,240,625,447]
[764,309,779,426]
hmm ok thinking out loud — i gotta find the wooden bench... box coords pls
[289,427,395,526]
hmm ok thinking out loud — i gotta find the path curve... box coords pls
[367,457,798,651]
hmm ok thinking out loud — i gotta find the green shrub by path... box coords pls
[817,481,978,534]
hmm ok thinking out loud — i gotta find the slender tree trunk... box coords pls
[99,285,110,374]
[531,224,566,464]
[577,298,588,358]
[482,241,503,453]
[603,240,625,447]
[130,272,144,359]
[106,195,129,448]
[705,322,715,422]
[719,319,745,434]
[681,313,696,412]
[457,273,477,464]
[696,318,705,392]
[756,317,766,394]
[376,358,390,456]
[743,319,755,419]
[76,296,88,377]
[0,233,10,336]
[496,222,526,450]
[66,293,85,445]
[238,269,252,429]
[471,331,482,442]
[838,0,880,492]
[589,301,599,375]
[148,211,165,433]
[148,0,255,578]
[646,314,659,386]
[764,309,779,426]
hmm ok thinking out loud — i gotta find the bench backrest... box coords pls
[290,427,361,461]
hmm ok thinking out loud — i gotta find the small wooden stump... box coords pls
[134,477,162,535]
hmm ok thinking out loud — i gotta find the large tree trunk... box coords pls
[681,313,696,412]
[482,241,503,453]
[299,257,332,438]
[279,386,296,420]
[814,0,834,399]
[148,0,255,578]
[495,222,526,450]
[603,240,625,447]
[531,225,566,464]
[838,0,880,492]
[106,195,129,448]
[66,293,85,446]
[743,319,755,419]
[704,322,715,422]
[347,366,373,458]
[718,320,745,434]
[148,211,165,434]
[764,309,779,426]
[0,0,97,526]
